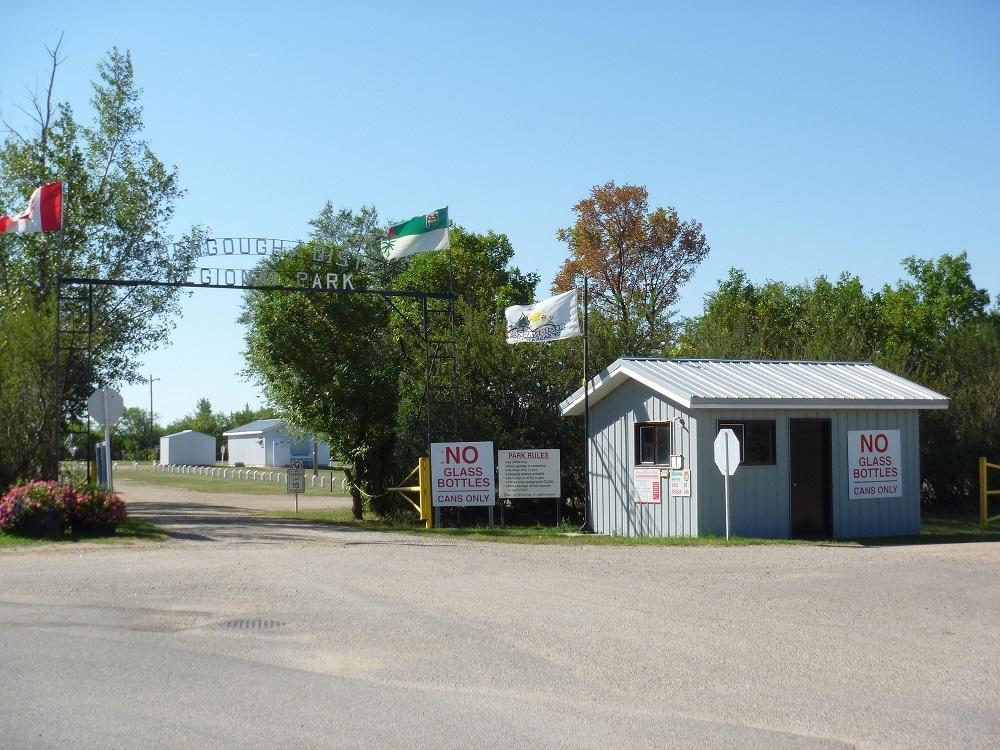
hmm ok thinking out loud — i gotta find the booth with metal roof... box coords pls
[560,358,949,539]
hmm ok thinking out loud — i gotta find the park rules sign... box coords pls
[431,441,496,507]
[847,430,902,498]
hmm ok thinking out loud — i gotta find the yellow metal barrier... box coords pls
[386,457,433,529]
[980,457,1000,531]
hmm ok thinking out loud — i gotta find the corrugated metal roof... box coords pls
[560,358,949,415]
[222,418,284,436]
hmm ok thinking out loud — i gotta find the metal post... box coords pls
[149,374,159,460]
[981,456,988,531]
[724,440,731,541]
[581,274,591,532]
[102,388,114,493]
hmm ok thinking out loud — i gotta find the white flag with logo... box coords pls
[505,289,581,344]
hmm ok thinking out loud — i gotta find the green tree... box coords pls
[241,205,394,519]
[110,406,153,460]
[680,254,998,508]
[554,180,710,359]
[165,398,226,444]
[240,206,589,523]
[0,40,199,488]
[677,269,884,362]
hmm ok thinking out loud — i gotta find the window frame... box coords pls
[634,421,672,467]
[717,419,777,466]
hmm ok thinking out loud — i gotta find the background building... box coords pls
[222,419,331,468]
[159,429,216,466]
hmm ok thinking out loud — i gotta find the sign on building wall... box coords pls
[633,467,662,504]
[847,430,902,498]
[669,469,691,498]
[431,441,496,507]
[498,449,560,499]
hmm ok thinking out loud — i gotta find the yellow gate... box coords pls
[980,457,1000,531]
[387,457,433,529]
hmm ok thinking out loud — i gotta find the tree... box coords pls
[680,254,999,508]
[554,180,710,359]
[241,205,395,519]
[110,406,153,460]
[165,398,226,444]
[239,206,588,523]
[677,269,884,362]
[0,40,199,488]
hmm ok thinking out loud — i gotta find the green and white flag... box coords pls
[505,289,582,343]
[380,208,450,260]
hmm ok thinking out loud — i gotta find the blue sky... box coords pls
[2,0,997,424]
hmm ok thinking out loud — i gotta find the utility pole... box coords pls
[149,374,160,460]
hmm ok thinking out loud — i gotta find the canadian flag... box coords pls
[0,181,64,233]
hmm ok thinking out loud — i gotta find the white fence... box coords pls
[150,462,348,489]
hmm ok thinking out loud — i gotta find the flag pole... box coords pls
[53,181,67,479]
[580,272,591,532]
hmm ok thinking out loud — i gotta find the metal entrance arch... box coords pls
[55,274,458,472]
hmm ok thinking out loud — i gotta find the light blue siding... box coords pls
[588,383,924,539]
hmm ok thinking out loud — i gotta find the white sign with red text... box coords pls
[633,467,662,504]
[431,441,496,507]
[498,449,560,499]
[847,430,902,498]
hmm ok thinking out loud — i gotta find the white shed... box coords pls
[159,430,216,466]
[560,358,949,539]
[222,419,331,468]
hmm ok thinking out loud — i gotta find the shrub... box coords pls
[66,483,128,534]
[0,480,128,537]
[0,480,72,537]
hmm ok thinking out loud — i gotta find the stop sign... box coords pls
[87,387,125,425]
[714,429,741,476]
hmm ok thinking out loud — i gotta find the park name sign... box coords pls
[149,237,367,290]
[431,441,495,507]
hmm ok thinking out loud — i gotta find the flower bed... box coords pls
[0,480,128,538]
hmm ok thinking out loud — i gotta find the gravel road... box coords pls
[1,479,998,749]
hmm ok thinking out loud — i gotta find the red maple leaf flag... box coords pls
[0,181,64,233]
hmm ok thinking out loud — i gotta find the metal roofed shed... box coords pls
[560,358,949,540]
[159,430,216,466]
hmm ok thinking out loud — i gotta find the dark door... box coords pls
[789,419,832,538]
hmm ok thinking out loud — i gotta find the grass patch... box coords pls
[258,508,1000,547]
[111,463,349,497]
[0,518,168,548]
[258,508,848,546]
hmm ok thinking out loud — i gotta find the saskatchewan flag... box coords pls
[380,208,450,261]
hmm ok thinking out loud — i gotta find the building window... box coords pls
[717,420,776,466]
[635,423,671,466]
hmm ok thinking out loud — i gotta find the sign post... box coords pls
[287,459,306,512]
[714,429,741,540]
[88,387,125,492]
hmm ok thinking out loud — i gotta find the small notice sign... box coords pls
[498,449,560,499]
[633,467,662,504]
[669,469,691,498]
[286,468,306,494]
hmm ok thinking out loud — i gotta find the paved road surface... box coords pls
[1,479,998,749]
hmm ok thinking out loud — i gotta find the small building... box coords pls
[222,419,331,468]
[159,430,216,466]
[560,358,949,539]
